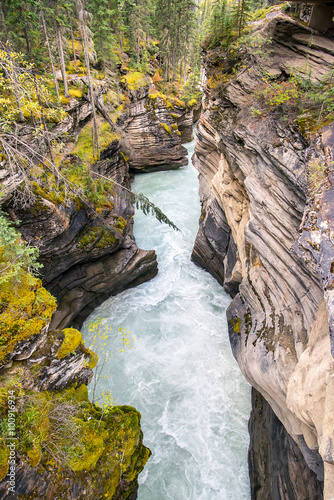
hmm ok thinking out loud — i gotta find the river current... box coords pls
[82,136,251,500]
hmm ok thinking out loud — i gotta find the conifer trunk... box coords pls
[77,0,99,158]
[23,25,31,54]
[0,3,7,41]
[40,11,60,100]
[7,58,25,122]
[70,26,77,61]
[56,21,69,98]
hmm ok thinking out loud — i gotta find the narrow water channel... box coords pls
[82,136,251,500]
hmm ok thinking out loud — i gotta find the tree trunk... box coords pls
[70,26,77,61]
[56,21,69,98]
[32,72,56,168]
[136,32,140,70]
[0,3,7,41]
[77,0,99,158]
[7,59,25,122]
[40,11,60,100]
[23,26,31,55]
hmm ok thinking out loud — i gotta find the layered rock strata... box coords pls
[192,12,334,499]
[120,86,189,172]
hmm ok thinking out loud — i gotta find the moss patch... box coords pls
[78,226,118,250]
[57,328,83,359]
[160,122,172,136]
[0,382,150,494]
[74,117,121,165]
[0,438,9,481]
[0,270,57,365]
[121,71,149,91]
[187,98,198,108]
[230,316,242,334]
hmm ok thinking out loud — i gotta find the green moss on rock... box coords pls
[78,227,117,250]
[121,71,149,91]
[57,328,83,359]
[160,122,172,136]
[230,316,242,334]
[0,271,57,365]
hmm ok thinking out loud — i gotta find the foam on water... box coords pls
[81,136,251,500]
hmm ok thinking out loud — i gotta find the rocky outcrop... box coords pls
[120,86,189,172]
[0,261,150,499]
[0,323,150,499]
[171,106,195,143]
[192,12,334,499]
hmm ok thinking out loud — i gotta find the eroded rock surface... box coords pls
[192,12,334,499]
[121,86,189,172]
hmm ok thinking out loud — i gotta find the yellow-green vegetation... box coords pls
[187,98,197,108]
[0,377,150,492]
[307,159,330,199]
[0,270,57,364]
[230,316,241,334]
[68,88,83,99]
[0,48,67,125]
[169,96,186,109]
[78,226,117,250]
[29,158,115,213]
[62,160,115,211]
[88,317,135,358]
[251,4,285,21]
[0,437,9,480]
[160,122,172,136]
[170,112,179,119]
[171,123,178,130]
[109,103,124,124]
[86,348,99,369]
[251,66,334,133]
[121,71,150,91]
[68,39,84,58]
[74,118,121,164]
[120,151,129,162]
[31,180,65,205]
[148,90,165,102]
[114,215,127,232]
[59,95,70,105]
[57,328,83,359]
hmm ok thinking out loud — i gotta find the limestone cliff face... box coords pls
[192,12,334,499]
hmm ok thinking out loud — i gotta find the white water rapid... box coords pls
[82,136,251,500]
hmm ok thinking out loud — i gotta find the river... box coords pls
[81,136,251,500]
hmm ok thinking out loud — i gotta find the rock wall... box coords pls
[120,86,189,172]
[249,388,323,500]
[192,12,334,499]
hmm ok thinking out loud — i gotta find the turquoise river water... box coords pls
[82,136,251,500]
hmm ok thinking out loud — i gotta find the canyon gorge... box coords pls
[0,3,334,499]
